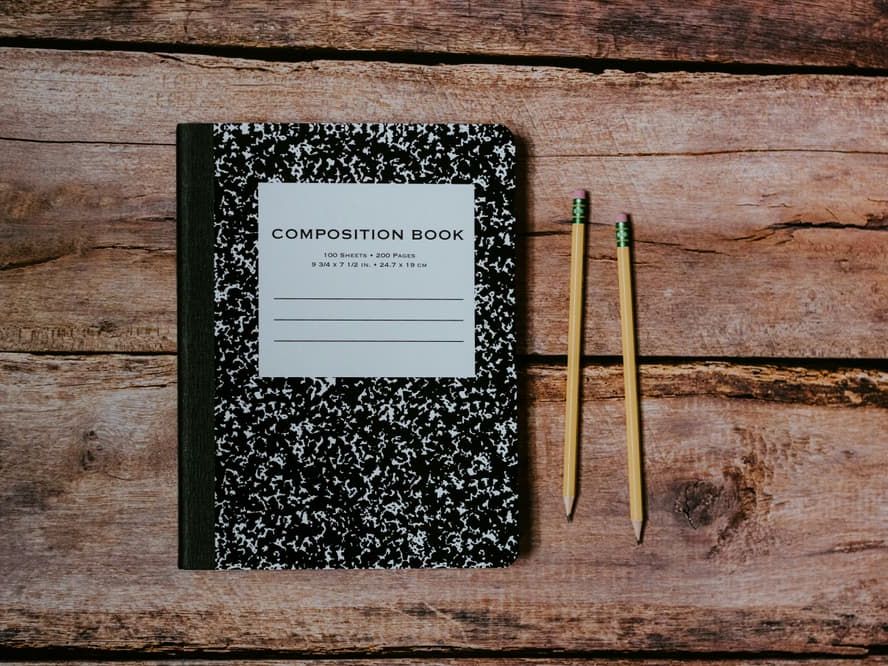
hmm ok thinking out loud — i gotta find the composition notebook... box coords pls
[178,123,518,569]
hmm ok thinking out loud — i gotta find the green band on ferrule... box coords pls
[615,221,630,247]
[572,198,586,224]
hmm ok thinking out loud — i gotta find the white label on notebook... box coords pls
[257,183,475,378]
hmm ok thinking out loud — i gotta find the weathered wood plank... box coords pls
[0,50,888,357]
[0,140,175,352]
[4,50,888,153]
[1,1,888,69]
[1,354,885,653]
[1,49,886,356]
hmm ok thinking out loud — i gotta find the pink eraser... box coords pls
[571,189,588,199]
[617,212,630,223]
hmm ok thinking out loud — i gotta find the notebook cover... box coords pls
[178,123,518,569]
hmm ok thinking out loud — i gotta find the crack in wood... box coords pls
[2,133,885,159]
[811,540,887,556]
[0,251,70,271]
[1,244,173,271]
[636,239,727,255]
[537,148,888,158]
[733,217,888,243]
[153,51,285,74]
[0,135,173,147]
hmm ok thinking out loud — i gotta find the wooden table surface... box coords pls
[1,2,886,665]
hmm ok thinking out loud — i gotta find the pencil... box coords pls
[563,190,587,519]
[615,213,644,542]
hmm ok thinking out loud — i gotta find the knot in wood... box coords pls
[673,479,722,529]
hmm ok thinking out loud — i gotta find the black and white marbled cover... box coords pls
[211,123,518,569]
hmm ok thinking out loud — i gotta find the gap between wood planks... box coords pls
[9,351,888,390]
[0,646,885,662]
[16,350,888,368]
[4,134,888,160]
[2,35,888,78]
[6,352,887,409]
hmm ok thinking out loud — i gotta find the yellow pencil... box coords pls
[616,213,644,542]
[563,190,587,519]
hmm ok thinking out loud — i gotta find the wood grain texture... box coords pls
[1,354,885,653]
[1,1,888,68]
[1,49,886,356]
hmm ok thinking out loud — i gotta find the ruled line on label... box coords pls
[273,318,464,322]
[273,339,465,343]
[273,297,465,301]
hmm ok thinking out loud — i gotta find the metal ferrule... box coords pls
[615,220,630,247]
[572,198,587,224]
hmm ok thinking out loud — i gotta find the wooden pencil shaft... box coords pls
[563,217,585,505]
[616,242,643,523]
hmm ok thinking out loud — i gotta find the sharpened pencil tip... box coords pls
[564,496,575,520]
[632,520,643,543]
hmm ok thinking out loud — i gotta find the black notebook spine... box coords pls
[177,123,217,569]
